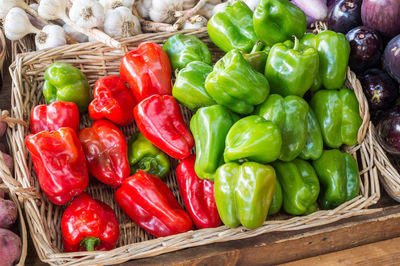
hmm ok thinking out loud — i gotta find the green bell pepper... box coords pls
[257,94,309,162]
[310,88,362,148]
[128,132,170,178]
[265,37,319,97]
[207,1,258,53]
[172,61,216,111]
[224,115,282,164]
[269,177,283,215]
[242,42,270,73]
[190,105,237,181]
[43,62,91,112]
[299,109,323,161]
[215,162,276,229]
[274,159,320,215]
[163,34,212,71]
[313,149,360,209]
[253,0,307,46]
[301,33,322,92]
[205,49,270,114]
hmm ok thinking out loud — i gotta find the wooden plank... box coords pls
[282,237,400,266]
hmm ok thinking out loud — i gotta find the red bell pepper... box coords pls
[134,95,194,160]
[120,42,172,102]
[89,75,136,126]
[25,127,88,205]
[30,101,79,134]
[79,120,130,188]
[115,171,193,237]
[61,193,119,252]
[176,155,222,229]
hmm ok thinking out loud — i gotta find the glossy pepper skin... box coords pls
[79,120,130,187]
[25,127,89,205]
[265,38,319,97]
[120,42,172,102]
[253,0,307,46]
[172,61,216,111]
[311,89,362,148]
[269,178,283,215]
[89,75,136,126]
[313,149,360,209]
[300,33,322,92]
[190,105,237,181]
[299,109,323,161]
[176,155,222,229]
[61,193,119,252]
[134,95,194,160]
[274,159,320,215]
[43,63,91,112]
[163,34,212,71]
[30,101,79,134]
[207,1,257,53]
[257,94,309,162]
[115,171,194,237]
[128,132,170,179]
[215,162,276,229]
[205,49,270,114]
[224,115,282,164]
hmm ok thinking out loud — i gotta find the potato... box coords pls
[0,228,21,266]
[0,198,17,228]
[0,121,6,138]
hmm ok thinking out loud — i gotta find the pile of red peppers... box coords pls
[25,41,221,253]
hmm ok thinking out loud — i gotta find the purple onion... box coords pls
[291,0,328,26]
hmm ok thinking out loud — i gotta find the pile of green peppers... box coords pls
[165,0,362,230]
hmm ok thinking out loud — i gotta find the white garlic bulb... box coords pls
[4,7,40,41]
[35,25,67,50]
[198,3,216,19]
[135,0,152,19]
[69,0,105,29]
[63,24,88,43]
[149,0,183,24]
[243,0,260,11]
[0,0,36,19]
[212,2,228,15]
[182,15,207,29]
[183,0,197,9]
[38,0,69,21]
[100,0,135,10]
[104,6,141,37]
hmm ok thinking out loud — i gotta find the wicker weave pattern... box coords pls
[8,28,380,265]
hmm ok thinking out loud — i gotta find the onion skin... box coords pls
[346,26,383,74]
[383,35,400,83]
[291,0,328,26]
[327,0,362,34]
[361,0,400,38]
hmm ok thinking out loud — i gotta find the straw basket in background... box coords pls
[8,28,380,265]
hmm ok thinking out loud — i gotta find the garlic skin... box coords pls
[243,0,260,11]
[35,24,67,50]
[135,0,152,19]
[0,0,30,19]
[149,0,183,24]
[100,0,135,10]
[198,3,216,19]
[4,7,40,41]
[212,2,228,15]
[38,0,68,21]
[208,0,223,4]
[183,0,197,9]
[104,6,141,37]
[63,24,88,43]
[69,0,105,29]
[182,15,207,29]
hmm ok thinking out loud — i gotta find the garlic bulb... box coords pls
[104,6,141,37]
[63,24,88,43]
[149,0,183,24]
[208,0,223,4]
[38,0,69,21]
[243,0,260,11]
[135,0,152,19]
[100,0,135,10]
[198,3,215,19]
[35,25,67,50]
[4,7,40,41]
[212,2,228,15]
[69,0,105,29]
[183,0,197,9]
[182,15,207,29]
[0,0,37,19]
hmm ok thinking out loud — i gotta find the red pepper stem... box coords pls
[293,36,300,51]
[138,157,157,173]
[80,237,100,251]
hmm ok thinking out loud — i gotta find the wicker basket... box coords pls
[8,28,380,265]
[0,112,28,266]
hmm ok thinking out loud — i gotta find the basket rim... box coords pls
[8,28,380,265]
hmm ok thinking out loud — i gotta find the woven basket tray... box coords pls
[0,111,28,266]
[8,28,380,265]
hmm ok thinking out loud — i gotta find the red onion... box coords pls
[291,0,328,26]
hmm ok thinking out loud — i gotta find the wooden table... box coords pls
[2,60,400,266]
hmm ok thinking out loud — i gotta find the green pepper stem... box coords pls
[80,237,100,251]
[251,41,265,53]
[293,36,299,51]
[138,157,157,173]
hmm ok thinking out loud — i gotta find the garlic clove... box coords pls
[149,0,183,24]
[100,0,135,10]
[69,0,105,29]
[4,7,40,41]
[104,6,141,38]
[63,24,89,43]
[35,24,67,50]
